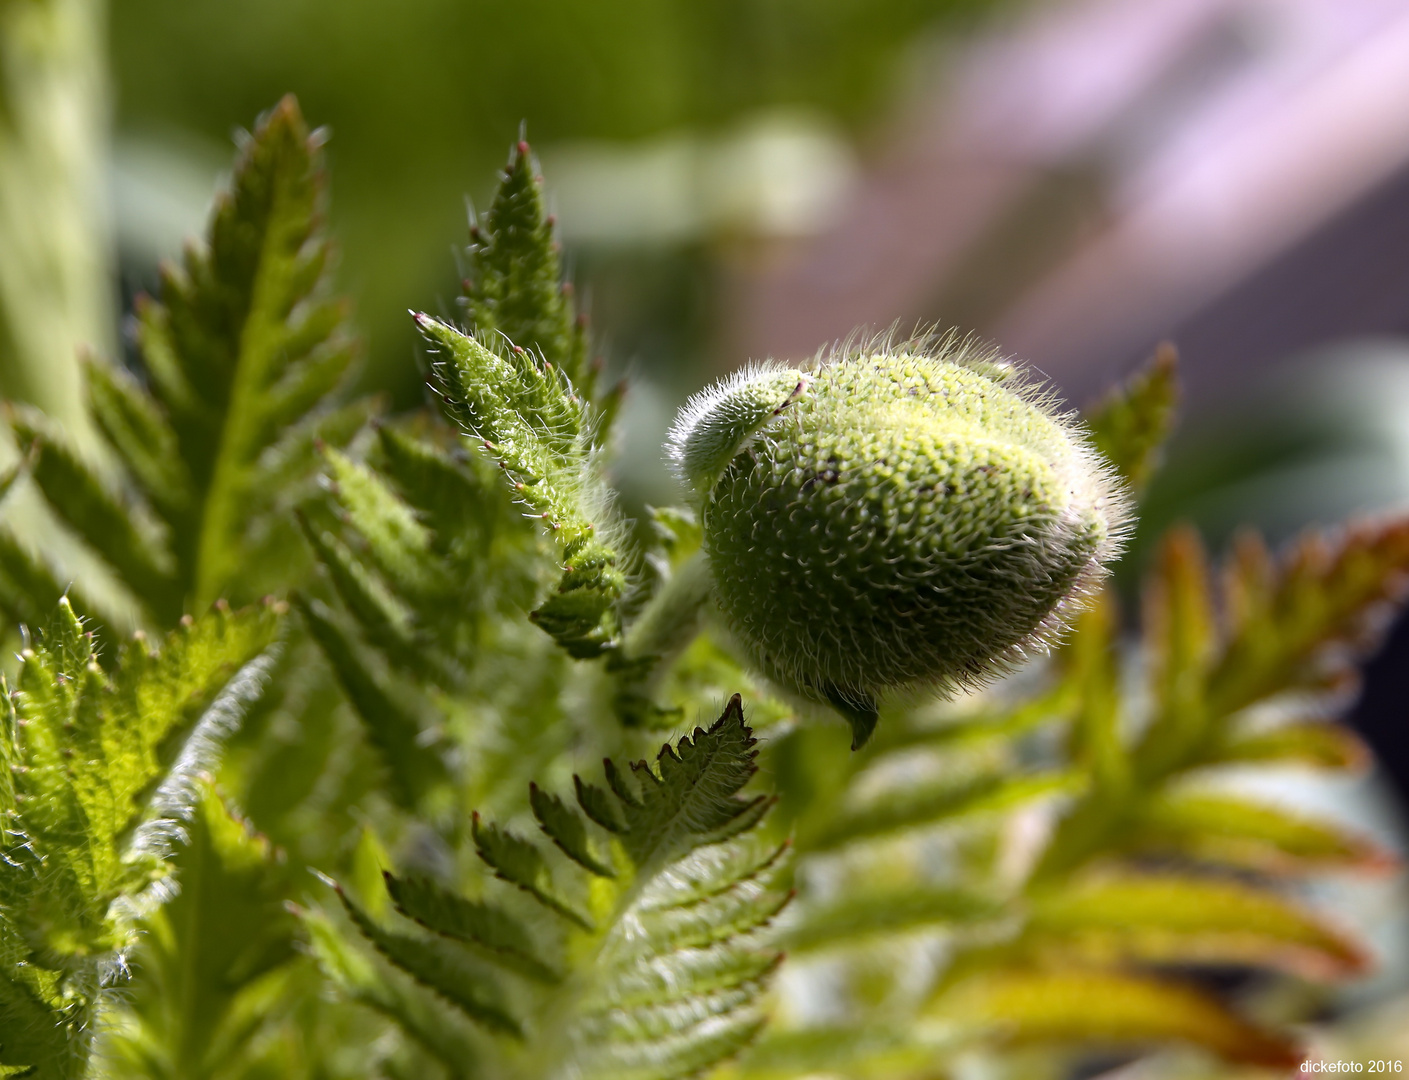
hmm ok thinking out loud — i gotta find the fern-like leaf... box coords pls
[471,812,593,929]
[752,410,1405,1076]
[0,480,81,638]
[295,594,450,810]
[383,871,560,984]
[306,424,514,674]
[295,417,546,815]
[1039,522,1403,880]
[12,95,355,623]
[1211,521,1409,714]
[338,889,524,1038]
[463,141,592,393]
[315,695,789,1080]
[422,315,624,658]
[302,904,484,1077]
[1025,871,1369,979]
[397,137,625,660]
[1084,343,1179,494]
[933,968,1301,1067]
[104,782,301,1080]
[0,598,279,1078]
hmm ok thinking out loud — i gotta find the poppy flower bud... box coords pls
[666,338,1130,748]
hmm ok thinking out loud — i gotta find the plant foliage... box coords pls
[312,697,789,1080]
[740,355,1401,1076]
[0,92,1405,1080]
[0,598,279,1079]
[5,95,357,629]
[422,141,623,660]
[103,781,303,1080]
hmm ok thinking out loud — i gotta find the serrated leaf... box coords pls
[338,889,522,1038]
[298,423,519,731]
[84,357,192,520]
[1037,517,1409,885]
[637,835,789,914]
[384,872,558,984]
[632,838,791,952]
[301,906,485,1074]
[463,140,590,390]
[106,600,283,845]
[595,939,782,1011]
[297,512,417,657]
[545,707,788,1078]
[11,409,180,620]
[605,756,643,807]
[606,695,767,868]
[574,775,626,833]
[1210,521,1409,716]
[319,445,438,601]
[935,968,1301,1067]
[172,98,354,607]
[17,96,357,625]
[10,598,279,895]
[419,313,623,658]
[1026,872,1369,979]
[471,813,592,929]
[530,782,614,877]
[1084,342,1179,493]
[0,598,278,1080]
[104,783,299,1080]
[358,697,788,1080]
[422,314,586,476]
[373,424,494,544]
[295,596,447,810]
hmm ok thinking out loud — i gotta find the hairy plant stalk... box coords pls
[622,552,713,670]
[611,551,714,722]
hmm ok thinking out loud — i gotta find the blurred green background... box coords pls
[109,0,994,408]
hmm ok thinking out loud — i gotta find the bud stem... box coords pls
[611,552,713,725]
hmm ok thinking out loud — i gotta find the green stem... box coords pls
[0,0,112,455]
[610,551,712,726]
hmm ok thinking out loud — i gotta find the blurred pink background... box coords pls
[727,0,1409,407]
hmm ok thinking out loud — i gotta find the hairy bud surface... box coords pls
[666,338,1130,747]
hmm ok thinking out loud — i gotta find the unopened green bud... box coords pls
[666,337,1130,748]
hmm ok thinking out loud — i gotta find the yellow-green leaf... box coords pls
[934,968,1301,1067]
[1027,872,1369,979]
